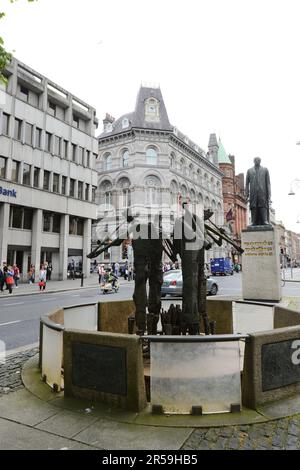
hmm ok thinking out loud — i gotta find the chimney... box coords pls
[103,113,115,132]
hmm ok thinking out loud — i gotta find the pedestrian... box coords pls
[4,266,14,294]
[70,259,75,280]
[38,265,47,292]
[28,265,35,284]
[13,264,20,287]
[98,264,105,284]
[0,266,5,292]
[114,262,120,277]
[47,262,53,281]
[128,264,133,281]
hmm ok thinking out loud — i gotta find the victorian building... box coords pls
[217,138,248,263]
[93,85,224,263]
[0,58,98,280]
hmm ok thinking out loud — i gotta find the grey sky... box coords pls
[2,0,300,231]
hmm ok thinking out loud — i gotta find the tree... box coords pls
[0,1,37,83]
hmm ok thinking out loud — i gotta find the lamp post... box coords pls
[288,179,300,196]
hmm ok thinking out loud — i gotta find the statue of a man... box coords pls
[245,157,271,226]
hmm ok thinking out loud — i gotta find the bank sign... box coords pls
[0,186,17,198]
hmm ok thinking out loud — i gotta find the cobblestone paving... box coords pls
[1,349,300,450]
[182,418,300,450]
[0,348,38,396]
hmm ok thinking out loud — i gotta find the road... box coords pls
[0,271,300,352]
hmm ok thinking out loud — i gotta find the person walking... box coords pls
[13,264,20,287]
[47,262,53,281]
[0,266,5,292]
[38,265,47,292]
[28,265,35,284]
[4,266,14,294]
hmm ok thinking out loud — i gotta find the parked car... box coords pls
[161,270,218,297]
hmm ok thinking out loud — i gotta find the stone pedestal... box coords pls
[242,226,282,302]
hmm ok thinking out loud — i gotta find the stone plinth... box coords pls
[242,226,281,302]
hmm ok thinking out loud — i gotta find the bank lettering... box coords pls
[0,186,17,198]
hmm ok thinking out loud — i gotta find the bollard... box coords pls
[80,273,84,287]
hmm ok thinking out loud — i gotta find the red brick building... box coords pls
[218,139,248,263]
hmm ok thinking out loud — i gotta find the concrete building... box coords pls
[0,58,98,280]
[217,139,248,263]
[93,86,224,264]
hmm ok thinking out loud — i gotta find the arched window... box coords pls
[197,193,204,216]
[170,180,179,206]
[122,117,129,129]
[211,177,215,193]
[190,189,196,212]
[204,196,210,210]
[100,180,113,210]
[217,202,223,225]
[145,98,160,122]
[189,164,194,178]
[103,153,112,171]
[121,149,129,167]
[117,177,131,208]
[146,147,157,165]
[145,175,161,205]
[197,169,202,185]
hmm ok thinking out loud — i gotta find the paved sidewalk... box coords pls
[0,273,133,298]
[0,349,300,450]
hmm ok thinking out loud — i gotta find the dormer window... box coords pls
[105,122,113,133]
[145,97,160,122]
[122,117,129,129]
[184,136,189,144]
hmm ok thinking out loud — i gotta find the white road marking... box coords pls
[0,320,22,327]
[1,302,23,307]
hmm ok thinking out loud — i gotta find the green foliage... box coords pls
[0,1,37,84]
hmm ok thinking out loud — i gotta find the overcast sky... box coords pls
[2,0,300,232]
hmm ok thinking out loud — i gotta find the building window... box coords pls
[52,214,61,233]
[20,85,29,101]
[10,205,23,228]
[53,173,60,193]
[22,163,31,186]
[55,136,62,156]
[78,181,83,200]
[86,150,90,168]
[70,178,75,197]
[25,123,33,146]
[72,144,77,162]
[69,217,84,235]
[92,186,96,203]
[62,140,68,159]
[72,114,79,128]
[61,176,67,195]
[14,118,22,141]
[146,147,157,165]
[11,160,20,182]
[48,101,56,116]
[23,209,33,230]
[122,117,129,129]
[43,170,50,190]
[36,127,42,148]
[45,132,52,153]
[145,175,161,205]
[2,113,9,136]
[79,147,84,166]
[122,149,129,167]
[85,183,89,201]
[122,189,131,208]
[104,153,112,170]
[33,167,40,188]
[0,156,7,178]
[43,212,51,232]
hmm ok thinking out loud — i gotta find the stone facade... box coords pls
[0,58,98,280]
[93,86,224,263]
[218,140,248,263]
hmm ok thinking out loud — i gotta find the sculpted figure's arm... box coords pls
[266,168,271,203]
[245,169,250,202]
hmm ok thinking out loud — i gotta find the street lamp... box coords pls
[288,179,300,196]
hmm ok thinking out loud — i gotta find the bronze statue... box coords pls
[87,207,243,337]
[245,157,271,226]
